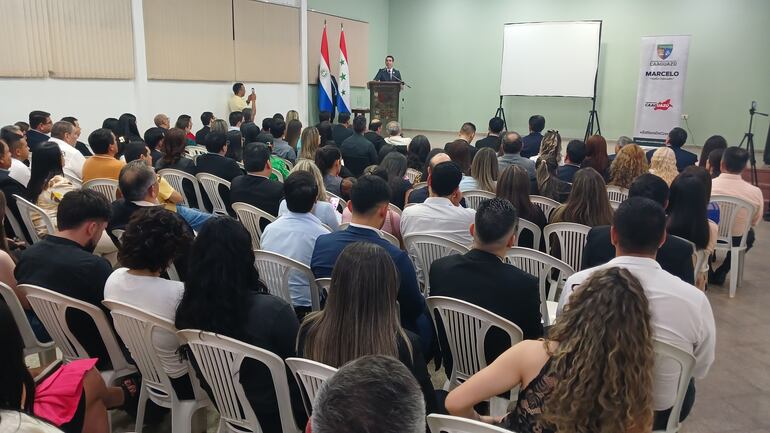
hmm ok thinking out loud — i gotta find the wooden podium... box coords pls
[367,81,402,126]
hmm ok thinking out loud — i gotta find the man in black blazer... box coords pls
[475,117,504,153]
[556,139,585,183]
[230,143,284,221]
[430,198,543,372]
[340,115,378,177]
[27,110,53,153]
[373,55,403,82]
[332,112,353,145]
[581,173,695,285]
[364,119,387,153]
[195,132,244,215]
[0,139,31,241]
[195,111,214,145]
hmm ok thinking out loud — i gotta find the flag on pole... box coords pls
[318,22,333,113]
[336,25,351,114]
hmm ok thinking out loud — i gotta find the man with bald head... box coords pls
[406,151,451,204]
[154,114,170,129]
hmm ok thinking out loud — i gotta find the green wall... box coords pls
[387,0,770,148]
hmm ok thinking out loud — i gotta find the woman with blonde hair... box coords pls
[209,119,228,135]
[461,147,498,193]
[446,267,655,433]
[609,143,649,189]
[535,130,571,202]
[278,159,340,229]
[299,126,321,161]
[550,167,613,226]
[285,110,300,123]
[649,147,679,186]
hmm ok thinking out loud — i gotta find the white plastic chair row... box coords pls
[184,145,207,159]
[232,202,277,250]
[462,190,495,210]
[158,169,206,209]
[505,247,574,326]
[196,173,231,216]
[711,195,756,297]
[530,195,560,221]
[12,194,54,244]
[543,222,591,273]
[606,185,629,206]
[404,234,470,296]
[83,178,120,202]
[253,250,322,311]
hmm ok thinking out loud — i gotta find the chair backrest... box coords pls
[83,178,119,202]
[185,145,208,158]
[281,158,294,171]
[405,168,421,183]
[653,340,696,433]
[388,202,403,216]
[62,172,83,188]
[427,414,513,433]
[516,218,542,249]
[543,222,591,272]
[462,190,495,210]
[413,181,427,190]
[177,330,300,433]
[427,296,522,387]
[271,168,284,182]
[232,202,277,250]
[285,357,338,416]
[0,282,55,357]
[253,250,321,311]
[327,192,347,213]
[315,277,331,298]
[159,168,205,209]
[195,173,231,216]
[606,185,629,204]
[5,204,27,244]
[110,229,125,248]
[710,195,755,245]
[504,247,575,326]
[403,234,470,295]
[12,194,54,244]
[530,195,561,220]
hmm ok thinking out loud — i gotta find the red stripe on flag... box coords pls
[339,28,348,59]
[320,25,330,65]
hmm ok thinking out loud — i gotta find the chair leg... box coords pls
[729,249,740,298]
[737,251,746,287]
[134,387,149,433]
[170,402,194,433]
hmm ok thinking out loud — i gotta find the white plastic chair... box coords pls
[653,340,696,433]
[404,234,470,296]
[103,301,211,433]
[253,250,321,311]
[543,222,591,273]
[405,168,421,184]
[606,185,629,204]
[285,358,338,416]
[530,195,560,220]
[232,202,277,250]
[462,190,495,210]
[83,178,119,201]
[5,204,27,243]
[327,192,347,212]
[159,168,206,210]
[19,284,136,386]
[184,145,207,158]
[13,194,54,244]
[271,168,284,182]
[427,414,513,433]
[0,282,56,364]
[505,247,575,326]
[516,218,542,249]
[111,229,125,247]
[62,172,83,189]
[176,330,301,433]
[670,235,697,283]
[711,195,756,297]
[388,202,403,216]
[195,173,231,216]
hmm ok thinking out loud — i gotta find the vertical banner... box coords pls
[633,35,691,144]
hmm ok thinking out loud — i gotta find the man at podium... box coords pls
[373,55,403,82]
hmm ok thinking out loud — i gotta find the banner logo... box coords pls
[644,99,673,111]
[657,44,673,60]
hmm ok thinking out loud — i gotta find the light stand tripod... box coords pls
[738,101,768,186]
[584,96,601,142]
[494,96,508,131]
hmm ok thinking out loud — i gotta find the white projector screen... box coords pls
[500,21,602,98]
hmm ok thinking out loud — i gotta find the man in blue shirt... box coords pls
[521,114,545,158]
[311,175,433,354]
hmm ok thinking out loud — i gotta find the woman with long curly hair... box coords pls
[535,130,571,202]
[609,143,649,189]
[649,147,679,186]
[445,267,655,433]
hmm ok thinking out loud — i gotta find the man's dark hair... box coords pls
[430,161,462,196]
[529,115,545,133]
[119,207,193,273]
[229,111,244,127]
[629,173,669,207]
[475,198,518,245]
[29,111,50,129]
[351,175,391,215]
[566,139,586,164]
[204,131,228,153]
[613,197,666,255]
[241,122,260,143]
[318,111,332,123]
[369,120,382,132]
[273,113,284,121]
[0,126,24,152]
[175,114,191,130]
[315,145,341,174]
[722,146,749,173]
[232,82,244,94]
[200,111,214,126]
[88,128,115,154]
[461,122,476,135]
[353,115,366,134]
[57,189,111,231]
[668,127,688,148]
[119,160,157,202]
[488,117,504,134]
[261,117,274,132]
[123,141,149,163]
[386,55,395,61]
[243,142,272,172]
[144,127,165,150]
[501,131,523,154]
[285,171,318,213]
[242,107,253,123]
[50,121,74,139]
[338,112,351,125]
[14,121,29,132]
[60,116,78,126]
[270,119,286,138]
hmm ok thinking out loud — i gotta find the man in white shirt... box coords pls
[401,161,476,246]
[48,121,85,180]
[557,197,715,430]
[0,126,31,186]
[384,121,411,146]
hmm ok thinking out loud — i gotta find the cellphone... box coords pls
[251,88,255,92]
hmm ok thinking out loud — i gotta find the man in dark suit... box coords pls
[27,110,53,153]
[143,127,165,166]
[364,119,387,153]
[556,139,585,183]
[340,115,378,177]
[311,175,432,354]
[256,118,275,145]
[230,143,284,219]
[581,173,695,285]
[195,132,244,215]
[521,114,545,158]
[645,127,697,172]
[430,198,543,372]
[373,55,403,82]
[332,112,353,145]
[195,111,214,145]
[475,117,504,153]
[0,139,31,241]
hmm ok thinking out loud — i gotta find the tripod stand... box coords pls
[494,96,508,131]
[738,102,768,186]
[584,96,601,141]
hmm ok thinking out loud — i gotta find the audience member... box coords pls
[401,161,475,246]
[608,135,634,163]
[196,132,243,213]
[384,121,411,146]
[462,147,498,193]
[102,117,120,138]
[581,134,610,179]
[27,110,53,152]
[317,120,334,147]
[242,123,290,182]
[285,119,302,152]
[175,217,304,433]
[228,82,256,113]
[143,127,165,166]
[285,109,299,122]
[521,114,545,158]
[457,122,477,147]
[536,131,571,202]
[649,147,678,186]
[153,113,170,129]
[496,165,547,249]
[332,112,354,145]
[646,127,697,172]
[82,129,124,183]
[242,107,254,125]
[195,111,214,145]
[475,117,505,153]
[116,114,142,152]
[364,118,387,152]
[550,168,613,226]
[278,160,339,229]
[317,110,332,124]
[406,135,431,175]
[60,116,92,157]
[312,355,426,433]
[210,118,228,135]
[582,173,695,284]
[699,135,727,168]
[556,139,585,183]
[1,126,31,186]
[298,126,321,161]
[0,139,30,241]
[269,118,295,163]
[315,145,342,196]
[706,148,723,179]
[559,197,715,429]
[255,117,274,145]
[341,168,402,241]
[14,121,30,134]
[226,112,245,161]
[380,152,412,209]
[498,131,535,183]
[609,143,649,189]
[175,114,195,145]
[49,121,86,180]
[407,151,450,205]
[340,115,378,177]
[229,142,284,219]
[156,128,200,208]
[448,267,654,433]
[445,139,473,180]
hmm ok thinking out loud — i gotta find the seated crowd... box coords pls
[0,104,763,433]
